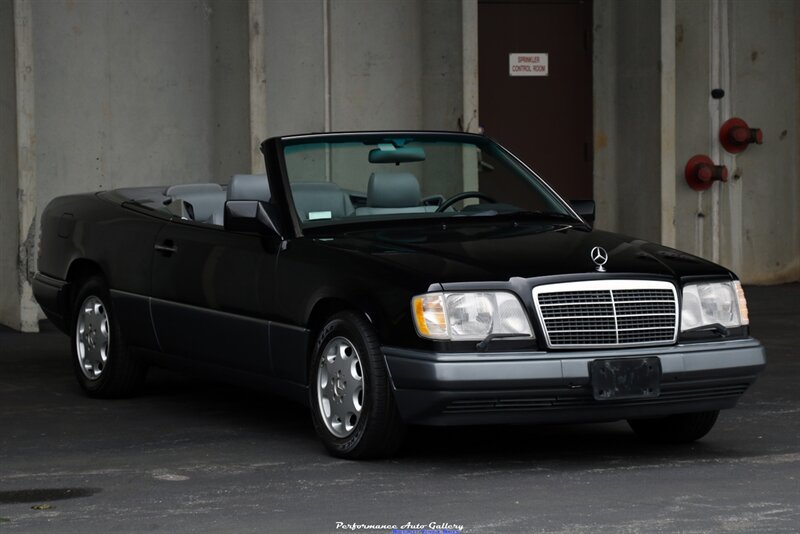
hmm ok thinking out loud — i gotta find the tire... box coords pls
[628,410,720,443]
[70,276,146,397]
[308,311,406,459]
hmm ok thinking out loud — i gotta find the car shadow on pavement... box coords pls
[135,367,763,468]
[398,422,755,467]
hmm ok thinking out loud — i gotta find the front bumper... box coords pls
[383,338,766,425]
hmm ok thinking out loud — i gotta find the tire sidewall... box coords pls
[308,312,382,457]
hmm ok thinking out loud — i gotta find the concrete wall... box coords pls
[31,0,216,209]
[1,0,253,330]
[260,0,465,139]
[1,0,797,330]
[596,0,800,283]
[0,0,20,329]
[0,0,475,330]
[261,0,463,136]
[673,0,800,282]
[330,1,423,130]
[726,0,799,282]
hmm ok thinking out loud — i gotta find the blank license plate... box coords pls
[590,357,661,401]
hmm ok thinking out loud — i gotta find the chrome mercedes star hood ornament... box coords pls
[591,246,608,272]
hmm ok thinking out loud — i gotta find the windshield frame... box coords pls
[267,131,584,238]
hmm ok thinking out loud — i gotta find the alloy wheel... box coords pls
[316,336,364,438]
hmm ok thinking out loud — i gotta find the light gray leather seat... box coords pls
[291,182,354,222]
[227,174,270,202]
[355,172,436,216]
[165,183,226,225]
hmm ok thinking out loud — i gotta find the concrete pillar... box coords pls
[322,0,331,132]
[14,0,38,332]
[708,0,726,265]
[210,0,250,183]
[462,0,479,134]
[593,0,662,244]
[592,0,619,231]
[263,0,325,136]
[0,0,21,331]
[660,0,677,248]
[248,0,267,173]
[461,0,479,192]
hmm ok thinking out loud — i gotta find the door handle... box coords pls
[154,241,178,255]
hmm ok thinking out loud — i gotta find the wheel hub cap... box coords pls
[333,375,346,397]
[316,337,364,438]
[75,295,110,380]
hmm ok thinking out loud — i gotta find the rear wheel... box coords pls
[70,276,146,397]
[628,410,720,443]
[309,311,405,459]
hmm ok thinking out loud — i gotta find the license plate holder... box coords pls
[590,357,661,401]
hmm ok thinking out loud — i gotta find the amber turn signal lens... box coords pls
[411,294,448,339]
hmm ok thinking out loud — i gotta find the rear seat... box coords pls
[291,182,355,222]
[165,180,356,226]
[165,183,226,225]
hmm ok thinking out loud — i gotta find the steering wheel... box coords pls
[435,191,497,212]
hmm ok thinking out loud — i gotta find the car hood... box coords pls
[309,221,731,284]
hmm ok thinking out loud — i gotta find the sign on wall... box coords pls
[509,53,549,77]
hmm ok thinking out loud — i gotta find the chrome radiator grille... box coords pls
[533,280,678,348]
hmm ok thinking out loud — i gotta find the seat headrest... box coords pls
[227,174,270,202]
[367,172,421,208]
[165,183,223,197]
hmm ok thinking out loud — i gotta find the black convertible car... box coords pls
[33,131,765,459]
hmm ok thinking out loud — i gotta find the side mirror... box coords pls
[570,200,595,226]
[224,200,283,238]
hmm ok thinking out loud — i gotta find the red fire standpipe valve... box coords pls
[685,155,729,191]
[720,117,763,153]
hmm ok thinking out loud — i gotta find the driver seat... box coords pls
[355,172,436,216]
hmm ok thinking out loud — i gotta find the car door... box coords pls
[149,217,280,375]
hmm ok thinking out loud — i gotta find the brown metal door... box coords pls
[479,0,593,201]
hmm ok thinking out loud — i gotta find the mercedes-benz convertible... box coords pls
[33,131,765,458]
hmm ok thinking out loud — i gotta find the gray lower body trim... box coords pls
[32,272,70,332]
[383,339,766,425]
[108,290,311,385]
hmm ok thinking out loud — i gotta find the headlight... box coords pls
[681,281,749,331]
[412,291,533,341]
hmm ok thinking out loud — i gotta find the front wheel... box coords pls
[70,276,146,397]
[309,311,405,459]
[628,410,720,443]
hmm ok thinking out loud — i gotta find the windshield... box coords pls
[281,134,574,229]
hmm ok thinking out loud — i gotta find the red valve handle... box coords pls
[685,155,729,191]
[720,118,763,153]
[730,126,763,145]
[697,163,728,183]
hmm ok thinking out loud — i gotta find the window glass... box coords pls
[282,136,571,228]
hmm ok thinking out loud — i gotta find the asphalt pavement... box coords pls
[1,284,798,533]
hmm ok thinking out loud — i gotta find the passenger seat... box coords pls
[290,182,355,222]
